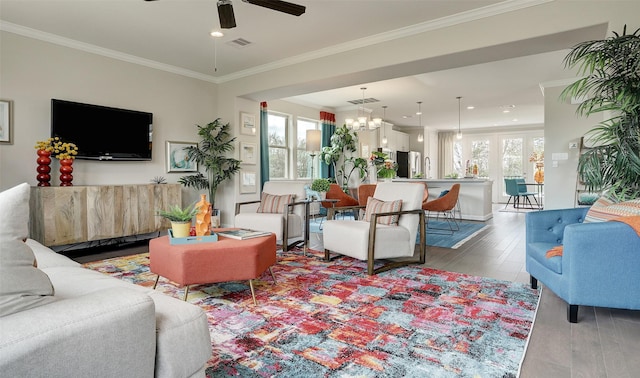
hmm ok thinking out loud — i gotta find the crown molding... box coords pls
[217,0,553,82]
[0,21,219,83]
[1,0,552,84]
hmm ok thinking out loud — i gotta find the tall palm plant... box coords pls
[560,25,640,200]
[178,119,241,208]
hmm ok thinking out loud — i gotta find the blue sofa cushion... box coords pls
[528,242,562,274]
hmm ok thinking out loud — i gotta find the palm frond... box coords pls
[562,25,640,200]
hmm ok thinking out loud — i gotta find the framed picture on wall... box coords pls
[0,99,13,144]
[166,141,198,173]
[240,142,257,165]
[240,170,257,193]
[240,112,256,135]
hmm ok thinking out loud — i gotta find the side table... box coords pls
[302,198,339,255]
[149,229,277,304]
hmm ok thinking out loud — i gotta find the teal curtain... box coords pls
[320,111,336,179]
[259,102,269,190]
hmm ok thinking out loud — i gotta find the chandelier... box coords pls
[345,87,382,130]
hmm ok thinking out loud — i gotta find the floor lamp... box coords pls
[306,129,321,179]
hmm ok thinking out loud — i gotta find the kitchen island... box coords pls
[393,178,493,221]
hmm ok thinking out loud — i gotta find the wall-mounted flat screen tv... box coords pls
[51,99,153,161]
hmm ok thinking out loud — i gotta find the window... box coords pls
[267,113,288,179]
[530,136,545,172]
[296,118,319,179]
[450,131,543,203]
[454,137,490,177]
[471,138,490,177]
[267,112,320,180]
[502,137,524,177]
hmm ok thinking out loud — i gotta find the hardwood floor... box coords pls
[71,205,640,378]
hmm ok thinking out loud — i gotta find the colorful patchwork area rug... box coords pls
[84,249,539,377]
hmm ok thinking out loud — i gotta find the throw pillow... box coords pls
[585,193,640,223]
[363,197,403,225]
[256,193,295,214]
[0,239,55,317]
[0,183,31,241]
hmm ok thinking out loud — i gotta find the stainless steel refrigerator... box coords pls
[396,151,422,178]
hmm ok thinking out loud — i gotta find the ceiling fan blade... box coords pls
[242,0,305,16]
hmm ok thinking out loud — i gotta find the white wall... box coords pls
[542,85,598,209]
[0,31,218,209]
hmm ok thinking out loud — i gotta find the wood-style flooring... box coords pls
[71,205,640,378]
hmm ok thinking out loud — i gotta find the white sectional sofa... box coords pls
[0,183,212,377]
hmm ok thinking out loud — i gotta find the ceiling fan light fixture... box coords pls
[217,0,236,29]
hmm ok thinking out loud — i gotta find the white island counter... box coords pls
[393,178,493,221]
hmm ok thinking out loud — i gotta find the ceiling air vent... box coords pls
[347,97,379,105]
[226,38,252,49]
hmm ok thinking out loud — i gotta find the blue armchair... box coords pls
[526,207,640,323]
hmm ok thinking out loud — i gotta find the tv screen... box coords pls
[51,99,153,161]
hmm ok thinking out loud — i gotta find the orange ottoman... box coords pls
[149,229,277,304]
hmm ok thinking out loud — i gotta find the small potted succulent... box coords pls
[311,178,331,200]
[156,202,198,238]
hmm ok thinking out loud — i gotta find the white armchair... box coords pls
[323,182,426,275]
[234,181,308,251]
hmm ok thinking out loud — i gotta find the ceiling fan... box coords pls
[144,0,306,29]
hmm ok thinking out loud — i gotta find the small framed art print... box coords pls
[0,99,13,144]
[240,170,257,194]
[166,141,198,173]
[240,112,256,135]
[240,142,257,165]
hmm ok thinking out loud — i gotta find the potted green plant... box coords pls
[311,178,331,199]
[156,202,199,238]
[320,125,368,191]
[178,119,242,216]
[560,25,640,200]
[369,151,397,180]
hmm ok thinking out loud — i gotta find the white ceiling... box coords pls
[0,0,605,131]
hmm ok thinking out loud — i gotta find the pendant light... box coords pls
[417,101,424,142]
[345,87,370,130]
[456,96,463,140]
[381,105,388,146]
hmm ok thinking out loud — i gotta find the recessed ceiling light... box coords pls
[210,31,224,38]
[466,106,475,110]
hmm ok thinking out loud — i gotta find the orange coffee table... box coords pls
[149,229,277,304]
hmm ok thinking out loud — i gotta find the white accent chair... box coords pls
[234,181,309,251]
[323,182,426,275]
